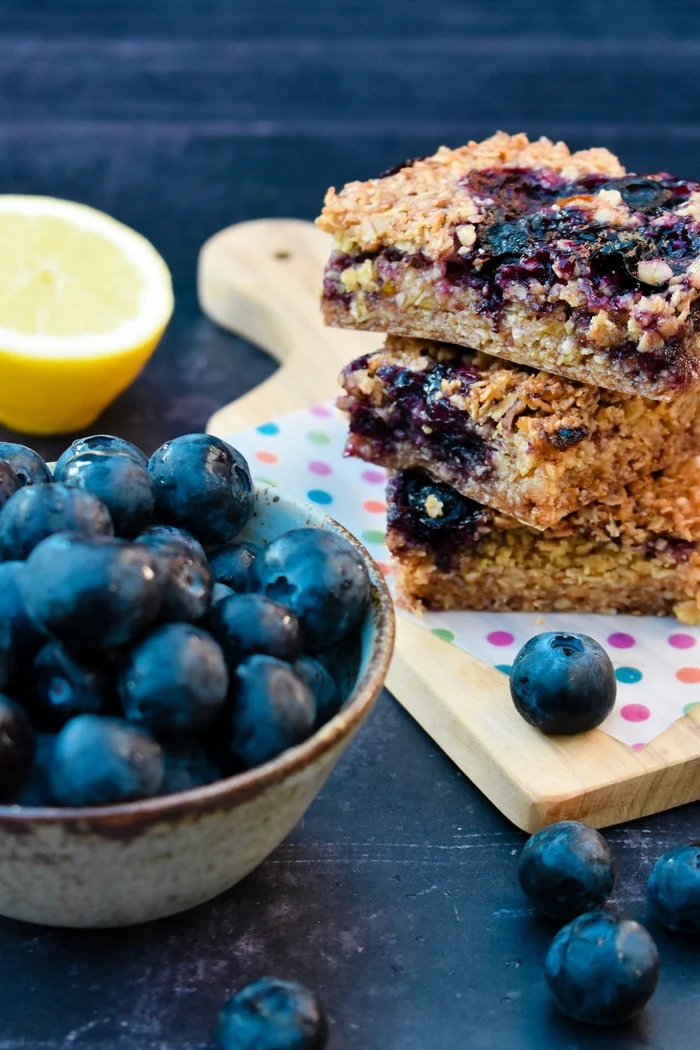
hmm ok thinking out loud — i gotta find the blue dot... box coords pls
[257,422,280,435]
[495,664,512,676]
[307,489,333,505]
[616,666,643,684]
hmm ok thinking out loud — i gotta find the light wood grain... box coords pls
[199,217,700,832]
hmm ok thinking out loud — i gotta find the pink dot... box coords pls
[621,703,651,722]
[308,460,332,476]
[607,632,635,649]
[487,631,515,647]
[362,469,385,485]
[669,633,696,650]
[631,742,646,750]
[310,405,332,418]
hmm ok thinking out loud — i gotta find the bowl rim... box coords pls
[0,488,395,831]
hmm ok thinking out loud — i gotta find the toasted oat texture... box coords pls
[339,335,700,529]
[386,463,700,624]
[318,131,700,400]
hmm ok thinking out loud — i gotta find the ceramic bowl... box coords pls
[0,486,394,928]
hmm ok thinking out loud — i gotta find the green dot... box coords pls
[254,476,278,487]
[363,529,386,545]
[307,430,331,445]
[684,701,700,716]
[431,628,455,644]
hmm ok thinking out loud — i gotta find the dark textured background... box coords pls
[1,2,699,1047]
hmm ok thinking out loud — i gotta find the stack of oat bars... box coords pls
[315,132,700,624]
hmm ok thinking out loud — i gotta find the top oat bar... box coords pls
[317,131,700,400]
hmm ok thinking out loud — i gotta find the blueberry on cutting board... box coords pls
[648,844,700,938]
[217,977,328,1050]
[518,820,616,920]
[510,632,616,734]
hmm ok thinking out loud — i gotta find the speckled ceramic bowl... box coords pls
[0,486,394,928]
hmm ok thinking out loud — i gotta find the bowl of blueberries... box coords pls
[0,433,394,928]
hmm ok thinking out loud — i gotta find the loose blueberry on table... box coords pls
[0,434,370,808]
[647,843,700,939]
[217,977,328,1050]
[518,820,616,920]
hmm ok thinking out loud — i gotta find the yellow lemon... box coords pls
[0,196,174,435]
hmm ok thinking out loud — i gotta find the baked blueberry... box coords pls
[148,434,254,546]
[136,531,213,623]
[0,443,52,487]
[0,459,19,512]
[14,733,56,807]
[510,632,616,734]
[209,540,260,593]
[50,715,164,806]
[252,529,370,651]
[138,525,206,560]
[29,642,112,730]
[161,740,221,795]
[0,622,14,691]
[0,696,36,801]
[22,533,163,651]
[544,911,659,1026]
[0,562,46,660]
[55,450,155,537]
[218,977,328,1050]
[647,844,700,939]
[209,594,302,670]
[55,434,148,472]
[228,655,316,769]
[518,820,616,920]
[293,656,339,728]
[120,623,228,737]
[0,483,113,560]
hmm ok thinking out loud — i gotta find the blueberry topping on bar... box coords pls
[378,156,425,179]
[549,426,590,451]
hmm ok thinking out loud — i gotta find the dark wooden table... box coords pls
[1,2,699,1046]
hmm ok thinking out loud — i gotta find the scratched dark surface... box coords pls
[1,1,700,1047]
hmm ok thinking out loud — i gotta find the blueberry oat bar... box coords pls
[319,132,700,400]
[386,463,700,624]
[339,335,700,529]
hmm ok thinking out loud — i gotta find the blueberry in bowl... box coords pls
[0,443,52,487]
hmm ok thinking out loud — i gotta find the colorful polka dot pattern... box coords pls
[228,404,700,749]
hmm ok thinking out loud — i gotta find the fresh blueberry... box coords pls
[55,450,155,537]
[161,740,221,795]
[218,977,328,1050]
[22,533,163,651]
[55,434,148,473]
[212,582,235,606]
[148,434,254,546]
[518,821,616,920]
[136,531,213,623]
[0,483,113,561]
[293,656,339,728]
[0,459,19,512]
[0,443,52,487]
[138,525,206,560]
[209,540,260,593]
[14,733,56,807]
[544,911,659,1026]
[29,642,112,730]
[252,529,370,651]
[0,621,14,691]
[510,633,616,734]
[120,623,228,737]
[647,844,700,939]
[0,696,36,801]
[228,655,316,769]
[0,562,47,660]
[209,594,302,670]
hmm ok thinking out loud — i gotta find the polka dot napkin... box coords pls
[228,405,700,748]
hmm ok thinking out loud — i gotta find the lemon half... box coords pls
[0,196,174,435]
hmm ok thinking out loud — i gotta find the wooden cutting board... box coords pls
[198,217,700,832]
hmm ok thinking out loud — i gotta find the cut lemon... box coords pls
[0,196,174,435]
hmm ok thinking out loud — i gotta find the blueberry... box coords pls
[0,621,14,691]
[293,656,339,728]
[209,540,260,593]
[55,434,148,472]
[136,531,213,623]
[29,642,112,730]
[228,655,316,769]
[0,562,47,660]
[212,582,235,606]
[22,534,163,651]
[252,529,370,651]
[544,911,659,1026]
[518,821,616,920]
[510,633,616,734]
[218,977,328,1050]
[138,525,206,560]
[0,696,36,801]
[209,594,302,670]
[0,443,52,487]
[148,434,254,546]
[14,733,56,807]
[603,176,675,212]
[50,715,164,806]
[0,459,19,512]
[161,740,221,795]
[647,844,700,939]
[120,623,228,737]
[55,450,155,537]
[0,483,113,560]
